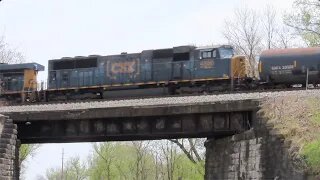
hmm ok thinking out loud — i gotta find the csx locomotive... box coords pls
[0,45,319,103]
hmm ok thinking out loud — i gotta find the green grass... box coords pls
[302,139,320,173]
[311,112,320,124]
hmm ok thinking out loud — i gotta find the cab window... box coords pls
[219,48,234,59]
[201,50,216,59]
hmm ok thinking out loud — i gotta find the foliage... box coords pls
[173,154,204,180]
[42,140,206,180]
[19,144,40,176]
[284,0,320,46]
[46,156,89,180]
[89,142,156,180]
[302,139,320,173]
[259,95,320,175]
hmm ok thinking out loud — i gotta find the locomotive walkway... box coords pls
[1,89,320,179]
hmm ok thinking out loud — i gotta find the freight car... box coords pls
[0,63,44,103]
[46,45,250,100]
[259,47,320,87]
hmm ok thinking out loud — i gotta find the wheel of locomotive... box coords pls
[168,84,176,95]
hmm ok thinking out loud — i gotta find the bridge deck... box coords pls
[0,90,319,143]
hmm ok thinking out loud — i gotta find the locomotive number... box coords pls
[200,60,214,69]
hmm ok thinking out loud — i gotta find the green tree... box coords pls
[285,0,320,46]
[19,144,40,177]
[43,141,206,180]
[89,142,156,180]
[46,156,89,180]
[160,140,205,180]
[173,154,204,180]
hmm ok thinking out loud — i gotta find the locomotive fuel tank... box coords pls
[259,47,320,85]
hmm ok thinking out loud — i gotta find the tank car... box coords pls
[0,63,44,103]
[259,47,320,86]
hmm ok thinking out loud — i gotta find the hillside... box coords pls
[259,92,320,176]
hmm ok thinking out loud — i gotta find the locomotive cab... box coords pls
[0,63,44,102]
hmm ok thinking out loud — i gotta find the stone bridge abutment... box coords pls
[205,113,313,180]
[0,115,19,180]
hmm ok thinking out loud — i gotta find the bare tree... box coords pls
[223,7,263,76]
[263,5,277,49]
[275,25,299,48]
[169,138,205,177]
[0,36,24,64]
[131,141,152,180]
[169,139,204,164]
[262,4,301,49]
[160,140,178,180]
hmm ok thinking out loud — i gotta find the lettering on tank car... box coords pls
[271,65,294,70]
[107,59,140,79]
[200,60,214,69]
[271,64,294,75]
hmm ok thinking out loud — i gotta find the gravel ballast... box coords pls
[1,89,320,113]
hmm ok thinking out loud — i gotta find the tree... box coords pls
[160,140,178,180]
[263,5,277,49]
[223,7,263,76]
[169,139,205,176]
[131,141,154,180]
[46,156,89,180]
[262,5,299,49]
[285,0,320,46]
[19,144,41,175]
[89,142,156,180]
[159,140,205,180]
[0,35,24,64]
[90,142,116,180]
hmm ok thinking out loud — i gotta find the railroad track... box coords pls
[1,88,320,113]
[5,86,318,106]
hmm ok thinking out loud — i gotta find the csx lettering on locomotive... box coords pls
[110,61,137,74]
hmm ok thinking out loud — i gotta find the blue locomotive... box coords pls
[45,45,249,100]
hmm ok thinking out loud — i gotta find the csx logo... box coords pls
[111,61,136,74]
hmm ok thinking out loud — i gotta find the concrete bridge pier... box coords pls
[0,115,19,180]
[204,115,309,180]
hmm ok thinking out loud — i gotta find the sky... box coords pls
[0,0,295,179]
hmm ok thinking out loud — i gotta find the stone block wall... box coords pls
[0,115,18,180]
[205,117,313,180]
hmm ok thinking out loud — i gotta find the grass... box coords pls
[259,94,320,175]
[302,139,320,172]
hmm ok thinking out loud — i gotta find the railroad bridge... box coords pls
[0,91,316,179]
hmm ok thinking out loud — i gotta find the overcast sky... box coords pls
[0,0,295,179]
